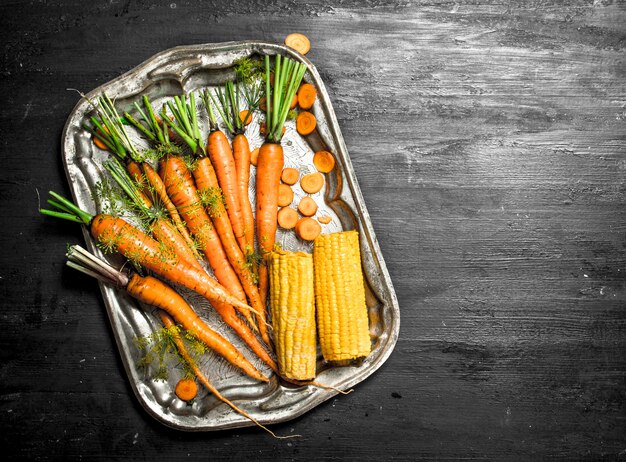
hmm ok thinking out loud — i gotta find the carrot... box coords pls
[285,33,311,55]
[297,196,318,217]
[300,172,325,194]
[256,142,284,305]
[317,215,332,225]
[313,150,335,173]
[175,378,198,401]
[295,217,322,241]
[250,147,260,166]
[231,134,255,255]
[64,245,268,382]
[277,207,298,230]
[280,167,299,185]
[277,183,294,207]
[290,93,298,109]
[296,111,316,136]
[297,83,317,110]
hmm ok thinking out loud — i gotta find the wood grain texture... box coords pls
[1,0,625,460]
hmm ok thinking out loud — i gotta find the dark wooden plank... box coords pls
[1,0,625,460]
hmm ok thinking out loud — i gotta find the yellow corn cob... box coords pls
[268,249,317,380]
[313,230,371,363]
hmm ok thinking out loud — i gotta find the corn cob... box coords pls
[313,230,371,363]
[268,249,317,380]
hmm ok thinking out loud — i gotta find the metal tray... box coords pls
[61,41,400,431]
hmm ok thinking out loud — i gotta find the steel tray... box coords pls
[61,41,400,431]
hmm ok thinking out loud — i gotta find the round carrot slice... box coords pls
[300,172,324,194]
[295,217,321,241]
[296,111,316,136]
[281,167,299,185]
[297,83,317,110]
[277,207,298,230]
[285,33,311,55]
[277,183,294,207]
[297,196,318,217]
[313,150,335,173]
[317,215,332,224]
[175,378,198,401]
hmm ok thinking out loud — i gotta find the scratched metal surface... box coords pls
[60,41,400,431]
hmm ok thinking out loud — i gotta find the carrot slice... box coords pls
[313,150,335,173]
[295,217,321,241]
[250,147,260,167]
[277,183,294,207]
[285,33,311,55]
[175,378,198,401]
[297,83,317,110]
[281,167,299,185]
[317,215,332,225]
[296,111,316,136]
[297,196,318,217]
[300,172,324,194]
[277,207,298,229]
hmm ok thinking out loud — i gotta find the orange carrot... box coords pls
[256,142,284,306]
[297,196,318,217]
[296,111,316,136]
[231,134,255,254]
[295,217,322,241]
[277,207,298,230]
[297,83,317,110]
[300,172,325,194]
[285,33,311,55]
[175,378,198,401]
[313,150,335,173]
[126,274,269,382]
[92,135,109,151]
[281,167,299,185]
[207,128,247,253]
[277,183,294,207]
[317,215,332,225]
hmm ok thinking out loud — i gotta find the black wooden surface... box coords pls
[2,1,625,460]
